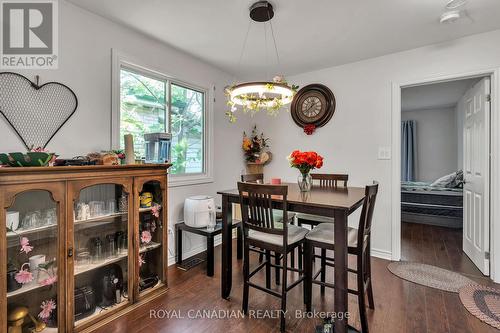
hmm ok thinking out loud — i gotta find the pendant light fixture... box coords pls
[225,1,298,122]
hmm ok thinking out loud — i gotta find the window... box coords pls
[115,61,208,180]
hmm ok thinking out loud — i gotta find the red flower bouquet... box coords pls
[288,150,324,174]
[288,150,324,191]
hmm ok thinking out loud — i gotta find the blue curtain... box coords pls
[401,120,417,181]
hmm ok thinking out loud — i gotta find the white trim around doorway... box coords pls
[391,67,500,283]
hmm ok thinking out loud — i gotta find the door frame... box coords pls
[391,67,500,283]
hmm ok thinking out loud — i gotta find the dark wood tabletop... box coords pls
[218,182,367,333]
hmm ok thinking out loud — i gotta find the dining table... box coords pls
[217,182,367,333]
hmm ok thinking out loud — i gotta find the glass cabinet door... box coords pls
[71,183,131,329]
[137,180,165,297]
[5,190,61,333]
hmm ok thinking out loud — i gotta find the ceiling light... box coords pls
[445,0,467,10]
[225,1,297,123]
[440,10,461,23]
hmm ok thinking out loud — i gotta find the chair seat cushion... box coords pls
[249,224,308,246]
[296,213,334,224]
[272,211,296,223]
[305,223,359,247]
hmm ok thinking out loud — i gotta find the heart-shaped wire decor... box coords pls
[0,72,78,149]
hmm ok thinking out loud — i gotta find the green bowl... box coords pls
[0,152,54,167]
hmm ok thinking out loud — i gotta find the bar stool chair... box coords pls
[304,183,379,333]
[238,182,308,332]
[240,174,295,284]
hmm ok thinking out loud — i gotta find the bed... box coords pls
[401,181,463,228]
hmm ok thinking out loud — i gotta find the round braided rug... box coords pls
[459,285,500,330]
[387,261,475,293]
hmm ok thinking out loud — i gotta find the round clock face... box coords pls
[290,84,336,129]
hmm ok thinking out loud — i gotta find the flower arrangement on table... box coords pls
[287,150,324,191]
[242,125,272,165]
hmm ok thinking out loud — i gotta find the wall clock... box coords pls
[290,84,336,135]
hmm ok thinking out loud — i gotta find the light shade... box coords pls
[229,81,295,108]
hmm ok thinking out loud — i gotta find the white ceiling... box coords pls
[401,78,480,112]
[67,0,500,78]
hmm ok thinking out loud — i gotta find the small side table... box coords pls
[175,220,243,276]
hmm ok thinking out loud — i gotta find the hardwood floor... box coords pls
[94,226,498,333]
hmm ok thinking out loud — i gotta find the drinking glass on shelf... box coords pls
[42,208,57,226]
[89,201,105,218]
[76,202,90,221]
[107,200,117,215]
[76,248,91,267]
[21,211,41,230]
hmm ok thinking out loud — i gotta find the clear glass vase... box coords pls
[297,172,312,192]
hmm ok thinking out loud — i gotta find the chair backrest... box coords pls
[357,182,379,250]
[241,173,264,183]
[237,182,288,242]
[311,173,349,187]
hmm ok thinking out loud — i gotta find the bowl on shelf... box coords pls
[0,152,56,167]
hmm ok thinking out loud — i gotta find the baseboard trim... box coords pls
[371,248,393,261]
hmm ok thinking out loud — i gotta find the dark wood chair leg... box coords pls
[176,226,182,265]
[275,251,281,285]
[298,244,303,270]
[280,250,288,333]
[236,225,243,260]
[358,254,369,333]
[366,249,374,309]
[206,235,214,277]
[304,241,313,312]
[242,242,250,314]
[265,250,271,289]
[320,248,326,295]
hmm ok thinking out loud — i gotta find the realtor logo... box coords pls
[1,0,58,69]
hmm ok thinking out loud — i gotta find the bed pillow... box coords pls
[431,172,457,188]
[448,170,464,188]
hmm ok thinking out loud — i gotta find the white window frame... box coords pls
[111,50,214,187]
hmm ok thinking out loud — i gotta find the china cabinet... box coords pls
[0,164,170,333]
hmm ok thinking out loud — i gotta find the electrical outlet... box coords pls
[378,146,391,160]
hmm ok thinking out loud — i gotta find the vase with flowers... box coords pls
[242,126,272,174]
[287,150,324,191]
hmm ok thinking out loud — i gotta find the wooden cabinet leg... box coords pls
[207,235,214,277]
[176,226,182,265]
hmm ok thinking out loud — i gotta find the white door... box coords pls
[463,77,491,275]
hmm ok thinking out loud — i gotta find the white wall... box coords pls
[249,28,500,258]
[0,1,246,263]
[401,107,458,182]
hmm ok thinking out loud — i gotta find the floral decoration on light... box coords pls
[38,299,56,320]
[20,236,33,254]
[287,150,324,175]
[225,76,299,123]
[15,269,33,284]
[141,230,152,244]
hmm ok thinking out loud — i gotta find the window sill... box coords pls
[168,174,214,188]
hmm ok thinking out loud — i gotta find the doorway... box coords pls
[391,69,500,282]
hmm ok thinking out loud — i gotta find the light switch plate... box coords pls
[378,146,391,160]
